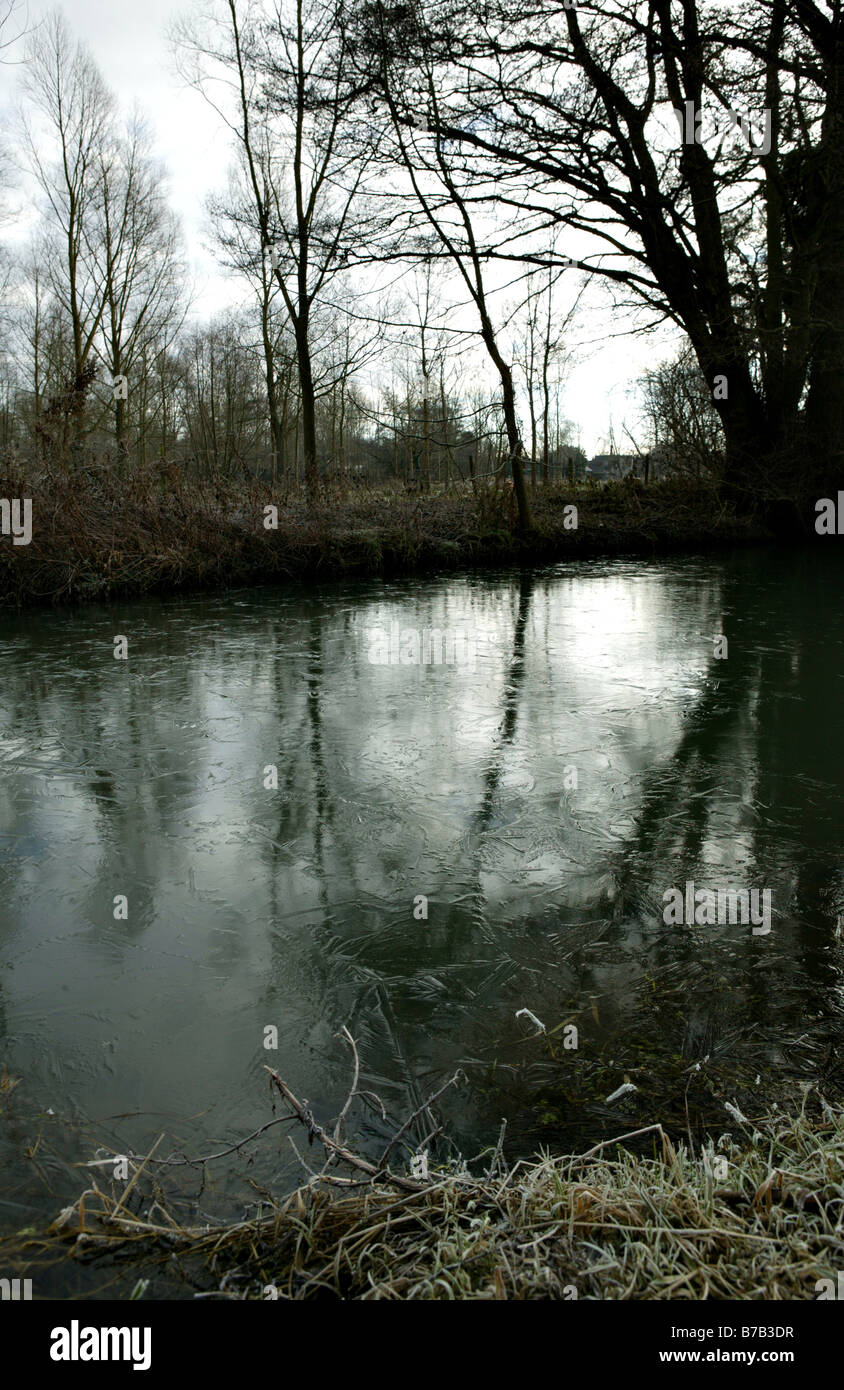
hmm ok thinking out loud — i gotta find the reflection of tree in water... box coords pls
[476,572,534,826]
[403,572,537,1149]
[6,561,824,1166]
[421,552,844,1155]
[303,618,334,919]
[264,618,333,962]
[595,550,844,1126]
[255,576,540,1152]
[0,605,216,952]
[261,613,420,1134]
[449,571,535,943]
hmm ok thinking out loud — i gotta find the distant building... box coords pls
[585,453,640,480]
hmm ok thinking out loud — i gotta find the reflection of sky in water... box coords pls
[1,549,843,1250]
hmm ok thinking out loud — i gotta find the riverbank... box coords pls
[5,1081,841,1300]
[0,464,770,609]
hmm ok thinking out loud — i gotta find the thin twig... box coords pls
[109,1134,165,1223]
[265,1066,426,1193]
[377,1070,465,1169]
[333,1026,361,1145]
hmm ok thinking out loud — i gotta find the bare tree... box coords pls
[175,0,374,499]
[95,114,188,453]
[22,10,114,395]
[359,6,534,529]
[641,341,726,478]
[207,142,291,478]
[513,262,572,489]
[350,0,844,507]
[0,0,34,231]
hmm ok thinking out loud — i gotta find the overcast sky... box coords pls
[1,0,682,455]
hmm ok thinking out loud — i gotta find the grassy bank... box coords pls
[3,1064,841,1301]
[0,463,768,609]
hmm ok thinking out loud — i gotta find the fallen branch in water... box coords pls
[8,1037,843,1300]
[264,1038,464,1193]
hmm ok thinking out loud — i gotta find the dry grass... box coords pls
[4,1076,841,1300]
[0,457,761,609]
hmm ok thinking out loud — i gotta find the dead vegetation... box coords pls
[2,1033,841,1300]
[0,455,761,609]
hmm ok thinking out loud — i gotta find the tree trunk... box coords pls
[261,298,282,484]
[805,34,844,493]
[296,316,318,498]
[479,317,532,532]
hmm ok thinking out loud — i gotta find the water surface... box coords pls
[1,547,843,1291]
